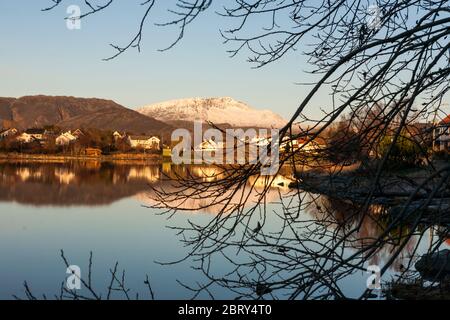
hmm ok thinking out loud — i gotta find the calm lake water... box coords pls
[0,160,443,299]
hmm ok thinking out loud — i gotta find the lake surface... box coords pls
[0,160,444,299]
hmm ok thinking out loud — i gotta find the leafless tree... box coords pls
[41,0,450,299]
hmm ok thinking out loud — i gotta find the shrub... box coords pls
[378,132,423,168]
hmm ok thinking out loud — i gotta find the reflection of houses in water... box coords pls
[184,165,294,187]
[82,160,101,170]
[135,167,293,214]
[248,174,294,190]
[54,168,76,185]
[2,162,292,211]
[190,166,224,182]
[0,162,159,206]
[127,166,160,183]
[112,171,124,185]
[135,181,286,215]
[16,167,42,181]
[162,162,171,174]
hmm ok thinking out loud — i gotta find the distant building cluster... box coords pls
[188,133,328,159]
[0,127,162,155]
[433,116,450,151]
[1,116,450,158]
[0,128,84,146]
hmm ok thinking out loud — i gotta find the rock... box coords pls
[415,249,450,280]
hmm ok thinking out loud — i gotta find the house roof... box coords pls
[0,128,16,135]
[129,135,160,141]
[57,132,77,139]
[196,139,224,150]
[441,115,450,124]
[26,129,45,135]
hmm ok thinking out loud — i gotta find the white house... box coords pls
[56,131,78,146]
[433,116,450,151]
[0,128,18,139]
[195,139,224,151]
[113,131,125,141]
[16,129,48,144]
[279,136,326,153]
[251,136,271,147]
[280,136,299,151]
[233,135,272,149]
[25,129,45,141]
[16,133,34,143]
[127,136,161,150]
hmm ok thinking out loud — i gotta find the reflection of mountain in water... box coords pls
[0,161,293,208]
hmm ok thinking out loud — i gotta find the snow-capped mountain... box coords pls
[137,97,287,128]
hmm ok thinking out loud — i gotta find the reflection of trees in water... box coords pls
[138,173,292,215]
[308,197,420,273]
[0,162,293,209]
[30,0,450,300]
[150,165,449,299]
[3,161,449,298]
[0,161,163,206]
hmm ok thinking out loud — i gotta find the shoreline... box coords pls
[0,152,296,169]
[0,152,165,164]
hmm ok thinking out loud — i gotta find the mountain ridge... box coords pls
[0,95,173,136]
[137,97,287,129]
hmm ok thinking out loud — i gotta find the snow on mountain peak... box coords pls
[137,97,287,128]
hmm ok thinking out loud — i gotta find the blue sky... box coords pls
[1,1,447,121]
[0,0,330,120]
